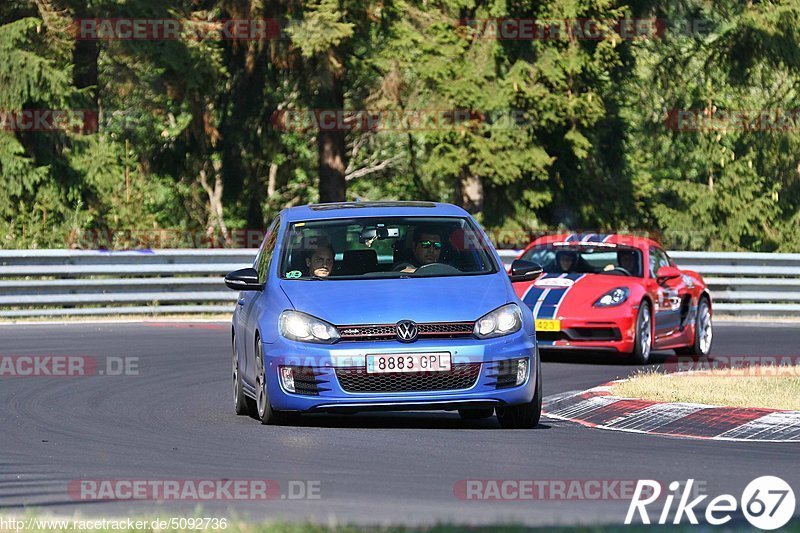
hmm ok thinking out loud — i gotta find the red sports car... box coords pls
[512,233,713,363]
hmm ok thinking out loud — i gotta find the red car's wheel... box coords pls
[676,297,713,357]
[630,301,652,364]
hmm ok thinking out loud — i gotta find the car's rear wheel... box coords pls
[233,333,253,415]
[496,357,541,429]
[629,301,653,365]
[254,341,294,425]
[458,408,494,420]
[676,297,713,357]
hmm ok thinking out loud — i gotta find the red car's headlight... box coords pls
[593,287,630,307]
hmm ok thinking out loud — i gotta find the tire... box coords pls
[254,340,294,425]
[630,301,653,365]
[496,356,542,429]
[675,297,713,357]
[232,333,253,416]
[458,408,495,420]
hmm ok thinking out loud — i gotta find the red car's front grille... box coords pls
[335,363,481,393]
[337,322,474,342]
[538,327,621,342]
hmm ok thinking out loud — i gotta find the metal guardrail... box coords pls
[0,249,799,317]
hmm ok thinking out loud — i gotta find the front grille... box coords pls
[537,331,569,342]
[537,328,621,342]
[335,363,481,393]
[338,325,396,340]
[569,327,621,341]
[338,322,474,342]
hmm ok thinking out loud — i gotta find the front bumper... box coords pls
[535,312,637,353]
[260,333,538,413]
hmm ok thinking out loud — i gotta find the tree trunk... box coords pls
[199,160,229,246]
[455,169,484,214]
[316,50,347,203]
[72,40,99,104]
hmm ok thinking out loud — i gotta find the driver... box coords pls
[617,250,638,275]
[394,227,444,273]
[555,250,577,273]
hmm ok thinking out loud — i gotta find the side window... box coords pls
[649,246,670,277]
[256,217,280,283]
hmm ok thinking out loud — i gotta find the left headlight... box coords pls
[474,303,522,339]
[279,310,340,343]
[593,287,630,307]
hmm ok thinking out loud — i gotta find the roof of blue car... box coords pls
[280,201,469,222]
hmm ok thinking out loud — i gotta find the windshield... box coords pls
[521,243,644,277]
[279,216,498,280]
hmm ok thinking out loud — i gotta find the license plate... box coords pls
[535,319,561,331]
[366,353,451,374]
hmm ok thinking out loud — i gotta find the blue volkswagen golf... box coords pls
[225,201,543,428]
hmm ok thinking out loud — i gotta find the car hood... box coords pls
[516,273,639,316]
[279,275,509,325]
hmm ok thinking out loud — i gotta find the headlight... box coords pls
[474,304,522,339]
[279,310,340,343]
[593,287,630,307]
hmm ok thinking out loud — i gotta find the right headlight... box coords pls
[279,310,340,343]
[593,287,630,307]
[474,303,522,339]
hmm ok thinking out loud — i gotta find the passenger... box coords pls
[306,243,335,277]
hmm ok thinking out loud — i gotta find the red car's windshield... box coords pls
[521,244,644,277]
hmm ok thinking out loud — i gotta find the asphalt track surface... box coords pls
[1,322,798,527]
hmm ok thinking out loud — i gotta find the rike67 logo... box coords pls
[626,476,795,530]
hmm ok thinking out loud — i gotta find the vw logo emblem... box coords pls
[395,320,418,342]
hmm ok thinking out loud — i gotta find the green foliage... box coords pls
[1,0,798,250]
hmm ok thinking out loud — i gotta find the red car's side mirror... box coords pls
[656,265,681,283]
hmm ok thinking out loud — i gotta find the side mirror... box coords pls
[509,260,544,282]
[656,265,681,283]
[225,267,263,291]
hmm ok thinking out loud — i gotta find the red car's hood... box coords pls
[514,273,640,319]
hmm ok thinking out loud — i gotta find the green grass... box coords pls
[611,365,800,410]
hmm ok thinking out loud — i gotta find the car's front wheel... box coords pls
[254,341,294,425]
[630,301,652,365]
[496,357,542,429]
[676,297,713,357]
